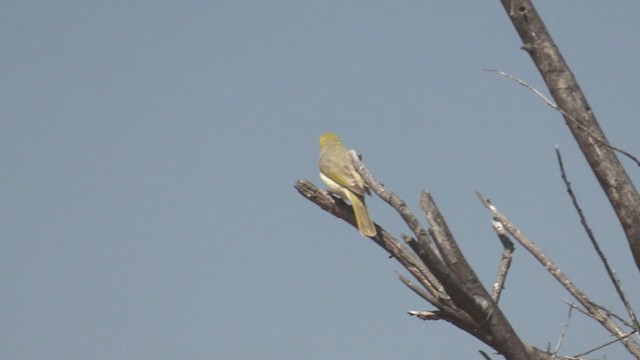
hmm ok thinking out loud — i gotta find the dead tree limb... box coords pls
[476,192,640,357]
[498,0,640,272]
[296,149,548,360]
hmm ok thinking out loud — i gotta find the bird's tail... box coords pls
[347,192,377,237]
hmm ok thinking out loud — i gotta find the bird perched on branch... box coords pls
[318,132,377,237]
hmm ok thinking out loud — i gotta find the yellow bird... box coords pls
[318,132,377,237]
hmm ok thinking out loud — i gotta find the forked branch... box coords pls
[476,192,640,357]
[499,0,640,272]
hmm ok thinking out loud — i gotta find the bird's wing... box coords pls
[319,151,366,196]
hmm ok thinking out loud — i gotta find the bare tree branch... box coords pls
[490,220,514,303]
[294,179,439,304]
[294,180,484,340]
[421,192,494,307]
[407,310,440,321]
[572,331,638,359]
[551,304,573,356]
[476,192,640,356]
[398,272,437,305]
[484,69,640,167]
[556,147,640,334]
[347,153,536,360]
[498,0,640,272]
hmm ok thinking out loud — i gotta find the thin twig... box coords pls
[407,310,440,321]
[572,330,638,359]
[485,69,640,167]
[552,303,573,355]
[397,271,438,305]
[490,219,514,303]
[560,298,591,320]
[609,308,637,330]
[556,147,640,334]
[559,297,632,331]
[559,298,638,358]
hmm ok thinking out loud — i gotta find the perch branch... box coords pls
[294,180,440,303]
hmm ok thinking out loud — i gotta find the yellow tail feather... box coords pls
[347,191,377,237]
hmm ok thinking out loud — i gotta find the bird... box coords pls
[318,132,377,237]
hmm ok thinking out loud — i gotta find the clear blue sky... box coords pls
[3,2,640,359]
